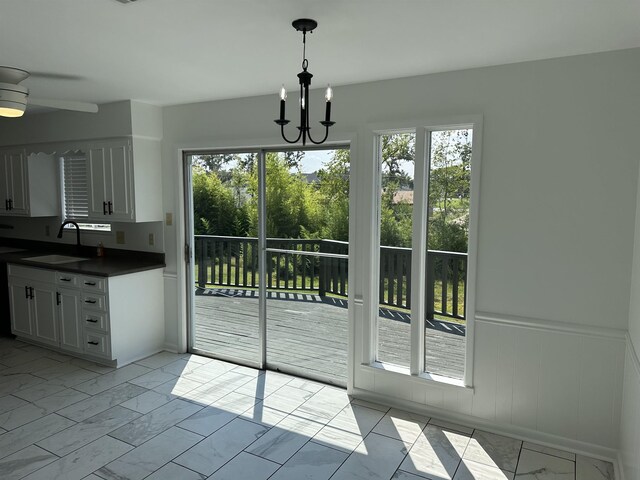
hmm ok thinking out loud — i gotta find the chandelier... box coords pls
[275,19,335,146]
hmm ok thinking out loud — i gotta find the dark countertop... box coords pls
[0,244,165,277]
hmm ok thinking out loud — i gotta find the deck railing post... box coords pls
[319,240,326,297]
[426,253,435,320]
[197,237,206,288]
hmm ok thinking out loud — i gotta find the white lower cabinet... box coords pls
[57,287,83,353]
[8,267,58,347]
[8,264,164,366]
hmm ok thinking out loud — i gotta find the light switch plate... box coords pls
[165,212,173,226]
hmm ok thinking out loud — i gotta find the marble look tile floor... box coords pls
[0,337,615,480]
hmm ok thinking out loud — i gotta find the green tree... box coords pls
[380,133,415,248]
[316,149,350,241]
[191,166,238,235]
[427,129,471,252]
[242,153,321,238]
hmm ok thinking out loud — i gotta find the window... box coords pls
[377,131,416,368]
[373,120,479,385]
[61,154,111,232]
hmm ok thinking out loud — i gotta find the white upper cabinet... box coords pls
[0,148,59,217]
[86,137,161,223]
[88,139,134,221]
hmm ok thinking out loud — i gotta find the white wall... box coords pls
[162,48,640,455]
[0,100,165,253]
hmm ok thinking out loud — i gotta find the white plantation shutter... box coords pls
[62,154,89,218]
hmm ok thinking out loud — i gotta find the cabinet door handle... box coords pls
[24,285,29,299]
[29,287,34,299]
[103,201,107,215]
[84,281,96,286]
[87,341,99,345]
[86,318,98,323]
[60,278,71,282]
[8,199,12,210]
[108,201,113,215]
[56,292,61,305]
[84,299,97,304]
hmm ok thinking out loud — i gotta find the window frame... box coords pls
[368,116,482,388]
[59,153,112,233]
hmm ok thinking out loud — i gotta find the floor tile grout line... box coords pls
[89,426,206,480]
[325,402,405,480]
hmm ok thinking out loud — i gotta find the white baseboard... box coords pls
[162,342,180,353]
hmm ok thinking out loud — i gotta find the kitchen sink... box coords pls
[22,254,90,265]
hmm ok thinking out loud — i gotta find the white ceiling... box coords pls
[2,0,639,111]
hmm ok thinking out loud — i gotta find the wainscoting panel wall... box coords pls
[354,313,625,458]
[619,337,640,480]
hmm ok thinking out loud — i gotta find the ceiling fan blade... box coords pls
[29,97,98,113]
[29,72,84,81]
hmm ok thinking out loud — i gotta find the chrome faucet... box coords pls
[57,220,81,247]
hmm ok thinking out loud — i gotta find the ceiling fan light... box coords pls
[0,101,25,118]
[0,82,28,118]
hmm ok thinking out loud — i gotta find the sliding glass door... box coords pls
[186,151,261,367]
[185,146,350,385]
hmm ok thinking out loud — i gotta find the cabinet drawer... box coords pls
[84,330,111,358]
[56,272,79,287]
[80,276,106,293]
[8,264,55,283]
[81,293,107,311]
[83,311,108,333]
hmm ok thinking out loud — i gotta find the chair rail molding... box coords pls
[475,311,627,340]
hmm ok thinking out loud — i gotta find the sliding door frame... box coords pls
[183,144,351,382]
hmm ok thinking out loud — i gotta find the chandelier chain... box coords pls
[302,30,308,70]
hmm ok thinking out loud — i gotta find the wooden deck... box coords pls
[193,288,465,385]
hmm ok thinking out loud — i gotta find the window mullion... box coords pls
[410,129,428,376]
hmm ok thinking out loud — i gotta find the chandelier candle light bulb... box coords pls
[325,84,332,122]
[279,84,287,120]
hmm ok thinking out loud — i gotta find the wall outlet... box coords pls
[116,231,125,244]
[148,233,154,246]
[165,212,173,226]
[45,225,50,237]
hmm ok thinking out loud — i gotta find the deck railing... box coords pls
[194,235,466,320]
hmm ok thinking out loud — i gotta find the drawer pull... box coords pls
[85,299,97,304]
[60,278,72,282]
[87,341,99,345]
[86,318,98,323]
[84,281,97,286]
